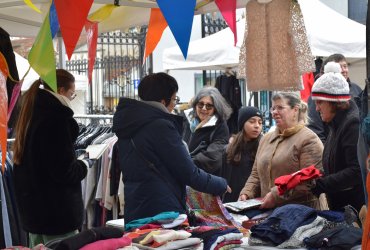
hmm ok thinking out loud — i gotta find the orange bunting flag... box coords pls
[215,0,237,46]
[144,8,168,62]
[0,52,9,78]
[54,0,93,60]
[0,71,7,173]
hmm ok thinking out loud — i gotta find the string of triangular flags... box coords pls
[0,0,238,172]
[23,0,237,88]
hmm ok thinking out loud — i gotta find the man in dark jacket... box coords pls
[307,54,362,144]
[112,72,229,223]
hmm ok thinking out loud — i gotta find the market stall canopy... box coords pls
[0,0,248,37]
[162,0,366,70]
[15,52,87,91]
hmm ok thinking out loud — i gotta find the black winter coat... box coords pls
[312,100,365,211]
[221,146,255,203]
[112,98,228,223]
[188,120,229,175]
[13,89,87,235]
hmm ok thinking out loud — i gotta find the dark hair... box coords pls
[318,54,347,76]
[138,72,178,106]
[191,87,232,121]
[13,69,75,165]
[330,101,350,112]
[226,132,261,166]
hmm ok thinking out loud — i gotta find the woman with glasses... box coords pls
[187,87,232,175]
[12,69,88,247]
[113,73,230,224]
[239,92,325,210]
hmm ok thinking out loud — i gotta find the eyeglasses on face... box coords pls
[270,105,288,113]
[197,102,214,110]
[70,92,77,100]
[170,96,180,104]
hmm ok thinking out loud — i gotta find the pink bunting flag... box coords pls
[215,0,237,46]
[85,20,98,84]
[7,80,23,122]
[0,71,7,173]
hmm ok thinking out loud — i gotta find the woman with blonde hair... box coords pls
[13,69,88,247]
[240,91,325,209]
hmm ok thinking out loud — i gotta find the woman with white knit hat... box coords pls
[307,61,365,212]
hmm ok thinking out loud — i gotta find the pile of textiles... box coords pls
[3,227,129,250]
[124,211,244,250]
[186,187,247,234]
[248,204,362,249]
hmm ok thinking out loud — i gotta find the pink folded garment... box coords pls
[80,236,132,250]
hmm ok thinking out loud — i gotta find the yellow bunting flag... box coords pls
[88,4,118,22]
[24,0,41,13]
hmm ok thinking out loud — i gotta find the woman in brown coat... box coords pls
[239,92,325,209]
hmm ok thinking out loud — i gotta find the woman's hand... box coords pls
[226,185,232,194]
[239,194,249,201]
[260,192,276,209]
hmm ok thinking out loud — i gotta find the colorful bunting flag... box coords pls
[0,52,9,78]
[144,8,168,62]
[88,4,118,22]
[85,20,98,84]
[8,81,22,122]
[0,71,7,173]
[54,0,93,60]
[49,0,60,38]
[24,0,41,13]
[215,0,237,46]
[28,9,57,92]
[157,0,196,59]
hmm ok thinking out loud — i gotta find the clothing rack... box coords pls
[74,114,113,125]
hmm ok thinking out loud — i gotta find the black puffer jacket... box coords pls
[13,89,87,235]
[312,100,365,211]
[113,98,227,223]
[188,119,229,175]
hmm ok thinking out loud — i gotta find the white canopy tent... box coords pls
[162,0,366,71]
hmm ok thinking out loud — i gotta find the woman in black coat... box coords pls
[307,62,365,212]
[221,106,263,202]
[187,87,232,175]
[13,70,88,247]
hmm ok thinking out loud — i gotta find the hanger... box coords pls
[225,67,235,76]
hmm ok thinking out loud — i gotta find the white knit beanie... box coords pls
[311,62,350,102]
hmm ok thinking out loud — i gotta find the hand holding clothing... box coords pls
[260,192,276,209]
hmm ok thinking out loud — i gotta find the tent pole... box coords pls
[57,31,66,69]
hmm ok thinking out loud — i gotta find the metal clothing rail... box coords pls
[73,114,114,119]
